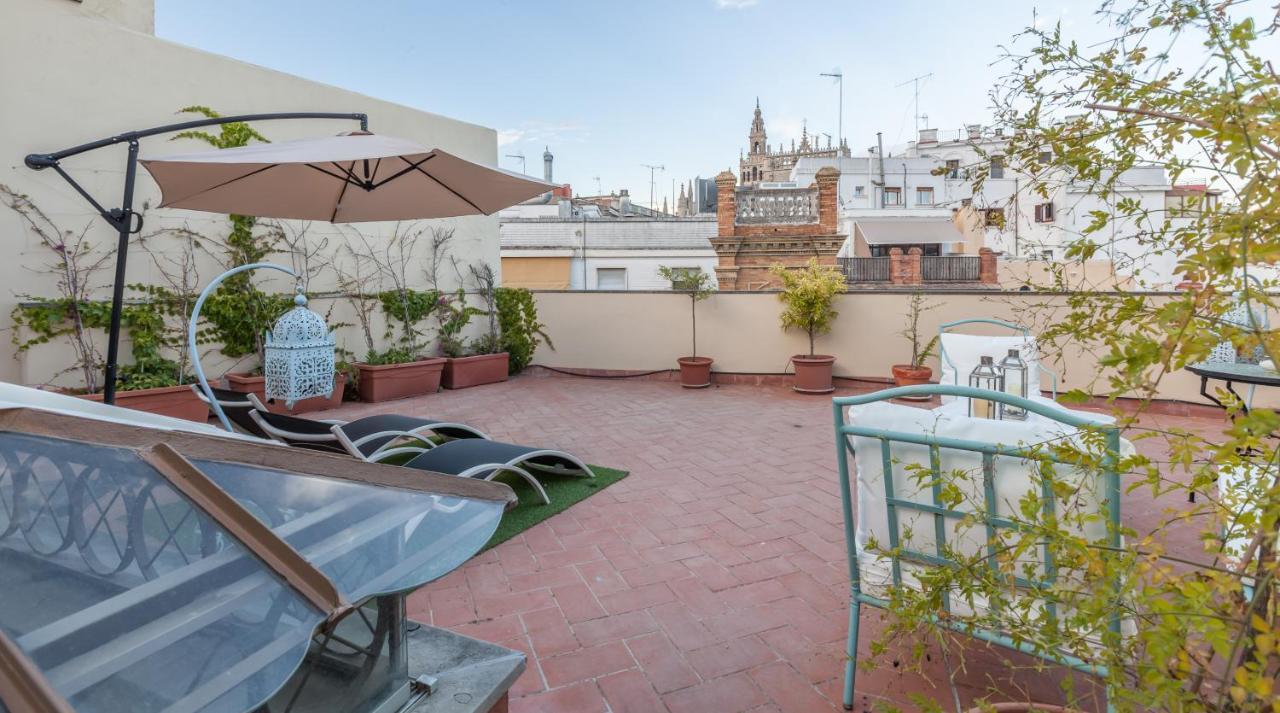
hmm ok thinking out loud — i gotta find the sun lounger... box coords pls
[400,439,595,505]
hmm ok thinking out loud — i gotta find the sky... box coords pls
[156,1,1110,211]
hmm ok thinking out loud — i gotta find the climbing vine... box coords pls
[495,287,552,374]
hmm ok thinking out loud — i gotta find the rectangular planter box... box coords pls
[223,371,347,415]
[354,358,446,403]
[442,353,510,390]
[81,383,208,422]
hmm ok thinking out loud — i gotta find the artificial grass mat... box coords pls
[484,465,629,549]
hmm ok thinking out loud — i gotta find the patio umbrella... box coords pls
[25,112,554,404]
[140,131,555,222]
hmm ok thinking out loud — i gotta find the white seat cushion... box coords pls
[938,333,1041,403]
[846,400,1132,618]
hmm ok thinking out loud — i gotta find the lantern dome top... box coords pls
[268,289,332,347]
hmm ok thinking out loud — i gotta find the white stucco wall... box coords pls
[569,252,721,291]
[1,0,502,386]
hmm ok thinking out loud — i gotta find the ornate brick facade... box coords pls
[711,167,845,290]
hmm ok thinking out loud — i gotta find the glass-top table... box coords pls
[1186,361,1280,412]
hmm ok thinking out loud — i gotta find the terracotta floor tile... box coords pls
[540,640,636,688]
[624,632,701,694]
[309,376,1225,713]
[598,669,670,713]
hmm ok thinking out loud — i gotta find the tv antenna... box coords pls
[592,175,602,195]
[895,72,933,133]
[819,68,843,149]
[641,163,665,211]
[505,152,526,174]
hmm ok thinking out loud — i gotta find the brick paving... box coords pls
[317,375,1224,713]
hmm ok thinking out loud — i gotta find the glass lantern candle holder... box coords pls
[998,348,1028,420]
[968,355,1005,419]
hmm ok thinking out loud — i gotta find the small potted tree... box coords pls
[658,266,715,388]
[891,291,938,398]
[770,259,846,393]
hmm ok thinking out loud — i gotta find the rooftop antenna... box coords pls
[641,163,665,211]
[819,68,843,149]
[505,151,526,175]
[592,175,602,195]
[895,72,934,133]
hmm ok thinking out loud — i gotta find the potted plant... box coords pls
[441,264,510,389]
[770,258,846,394]
[658,265,715,388]
[891,291,938,398]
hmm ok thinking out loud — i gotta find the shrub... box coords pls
[495,287,552,374]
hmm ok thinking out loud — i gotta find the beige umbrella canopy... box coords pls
[140,132,554,222]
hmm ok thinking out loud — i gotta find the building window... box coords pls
[883,187,902,206]
[984,208,1005,228]
[1165,190,1218,216]
[1034,202,1055,223]
[854,185,865,198]
[989,156,1005,179]
[915,187,934,205]
[665,267,702,287]
[1040,249,1054,261]
[1038,150,1053,164]
[945,159,960,179]
[596,268,627,290]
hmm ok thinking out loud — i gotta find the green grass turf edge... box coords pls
[483,465,630,550]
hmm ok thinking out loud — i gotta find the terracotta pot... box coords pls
[354,358,446,403]
[676,356,713,389]
[791,354,836,394]
[891,364,934,401]
[81,384,207,422]
[224,371,348,414]
[442,353,510,390]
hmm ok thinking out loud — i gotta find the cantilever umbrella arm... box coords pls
[23,112,367,406]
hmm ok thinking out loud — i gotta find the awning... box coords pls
[854,218,963,245]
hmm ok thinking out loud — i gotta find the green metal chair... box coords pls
[832,384,1122,711]
[938,318,1059,398]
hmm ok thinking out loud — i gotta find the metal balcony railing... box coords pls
[839,257,890,282]
[922,255,981,282]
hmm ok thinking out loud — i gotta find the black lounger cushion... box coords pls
[401,439,580,476]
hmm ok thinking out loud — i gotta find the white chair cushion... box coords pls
[846,400,1132,614]
[938,333,1041,403]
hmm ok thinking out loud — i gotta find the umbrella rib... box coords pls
[400,157,486,215]
[164,164,278,205]
[305,163,361,186]
[370,155,436,190]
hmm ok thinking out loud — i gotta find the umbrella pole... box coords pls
[102,140,140,404]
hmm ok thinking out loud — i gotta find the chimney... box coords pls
[542,147,554,183]
[618,189,631,214]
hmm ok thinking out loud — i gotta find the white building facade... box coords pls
[791,126,1210,286]
[500,218,719,291]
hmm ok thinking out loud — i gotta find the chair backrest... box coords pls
[938,318,1048,400]
[1208,289,1270,365]
[189,384,270,438]
[832,384,1123,648]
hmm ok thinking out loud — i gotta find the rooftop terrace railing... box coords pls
[734,187,818,224]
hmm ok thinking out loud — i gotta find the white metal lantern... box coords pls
[998,348,1028,420]
[263,286,336,408]
[967,355,1005,419]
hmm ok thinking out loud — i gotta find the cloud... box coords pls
[497,129,525,146]
[496,120,587,148]
[715,0,758,8]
